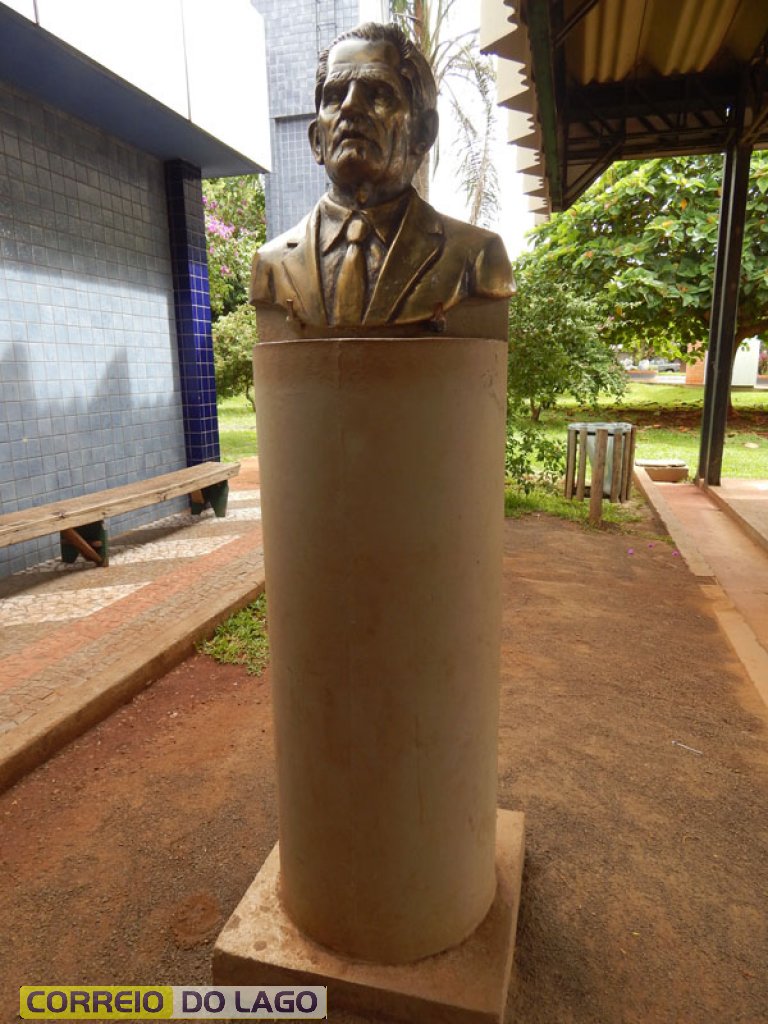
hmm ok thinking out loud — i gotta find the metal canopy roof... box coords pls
[481,0,768,212]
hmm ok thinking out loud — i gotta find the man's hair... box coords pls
[315,22,437,119]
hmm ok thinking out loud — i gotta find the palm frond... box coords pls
[387,1,500,223]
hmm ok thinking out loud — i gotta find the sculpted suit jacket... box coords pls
[249,188,514,330]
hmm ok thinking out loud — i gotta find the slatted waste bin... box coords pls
[565,422,636,523]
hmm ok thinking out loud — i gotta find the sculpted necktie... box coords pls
[331,214,371,325]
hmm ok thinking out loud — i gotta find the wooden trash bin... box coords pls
[565,422,636,523]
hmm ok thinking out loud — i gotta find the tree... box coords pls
[203,175,266,403]
[203,175,266,320]
[528,154,768,363]
[389,0,499,226]
[212,303,259,408]
[507,258,626,421]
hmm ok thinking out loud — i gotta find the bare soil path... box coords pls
[2,507,768,1024]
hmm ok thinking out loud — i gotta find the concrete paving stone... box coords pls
[0,583,151,626]
[19,682,55,698]
[110,536,234,565]
[10,709,37,724]
[229,490,261,501]
[0,475,264,790]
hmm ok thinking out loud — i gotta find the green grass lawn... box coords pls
[218,395,258,461]
[216,383,767,478]
[544,383,768,479]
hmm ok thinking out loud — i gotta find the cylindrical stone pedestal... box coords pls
[253,336,507,965]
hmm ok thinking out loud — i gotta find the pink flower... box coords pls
[205,214,235,239]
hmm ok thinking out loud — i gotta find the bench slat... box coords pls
[0,462,240,548]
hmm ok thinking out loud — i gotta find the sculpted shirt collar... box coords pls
[319,189,412,253]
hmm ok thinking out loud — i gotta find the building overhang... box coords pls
[0,3,269,177]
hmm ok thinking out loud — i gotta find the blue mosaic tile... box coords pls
[164,160,220,464]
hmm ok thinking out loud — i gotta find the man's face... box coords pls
[310,38,426,203]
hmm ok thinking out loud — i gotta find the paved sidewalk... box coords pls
[0,462,264,792]
[635,472,768,710]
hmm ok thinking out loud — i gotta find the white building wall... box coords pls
[5,0,271,171]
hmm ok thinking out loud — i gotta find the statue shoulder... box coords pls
[431,209,514,299]
[250,215,311,305]
[474,229,515,299]
[443,216,515,299]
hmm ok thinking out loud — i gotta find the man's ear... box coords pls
[412,109,439,157]
[308,120,325,166]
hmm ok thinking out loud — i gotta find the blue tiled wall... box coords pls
[254,0,360,238]
[164,160,220,465]
[0,81,188,576]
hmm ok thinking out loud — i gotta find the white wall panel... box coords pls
[183,0,270,169]
[36,0,189,116]
[2,0,35,19]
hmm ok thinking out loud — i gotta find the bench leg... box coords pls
[189,480,230,518]
[60,522,109,567]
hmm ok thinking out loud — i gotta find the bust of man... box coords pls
[250,22,514,339]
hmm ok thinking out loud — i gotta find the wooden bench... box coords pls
[0,461,240,568]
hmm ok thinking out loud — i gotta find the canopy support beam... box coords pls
[697,141,752,486]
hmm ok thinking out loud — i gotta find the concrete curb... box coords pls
[632,468,716,579]
[700,583,768,711]
[699,481,768,559]
[634,468,768,714]
[0,574,265,794]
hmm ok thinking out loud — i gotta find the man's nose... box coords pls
[340,80,367,115]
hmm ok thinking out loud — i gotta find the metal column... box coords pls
[697,143,752,485]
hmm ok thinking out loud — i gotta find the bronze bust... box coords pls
[250,22,514,338]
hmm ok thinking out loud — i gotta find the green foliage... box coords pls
[528,153,768,359]
[504,486,641,526]
[213,303,259,406]
[203,175,266,320]
[507,259,626,420]
[198,593,269,675]
[505,418,566,493]
[532,384,768,480]
[217,395,258,461]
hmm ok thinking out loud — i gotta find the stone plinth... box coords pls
[213,809,525,1024]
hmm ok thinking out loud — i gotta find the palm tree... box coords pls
[389,0,499,227]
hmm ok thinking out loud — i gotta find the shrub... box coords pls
[505,417,566,494]
[213,304,259,408]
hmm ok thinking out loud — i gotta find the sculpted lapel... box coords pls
[277,193,445,328]
[280,208,327,326]
[364,193,443,325]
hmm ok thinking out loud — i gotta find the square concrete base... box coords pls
[636,459,689,483]
[213,809,524,1024]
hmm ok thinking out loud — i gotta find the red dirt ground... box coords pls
[2,503,768,1023]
